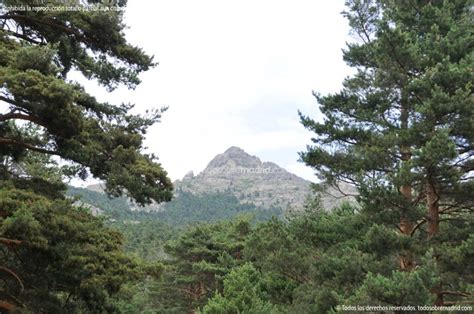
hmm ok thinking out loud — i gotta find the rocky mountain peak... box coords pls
[83,146,356,213]
[224,146,245,154]
[205,146,262,170]
[175,147,311,209]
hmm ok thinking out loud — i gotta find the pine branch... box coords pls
[0,238,22,247]
[0,110,46,127]
[0,137,58,155]
[0,265,24,293]
[0,13,87,43]
[410,218,427,236]
[1,28,43,45]
[439,290,471,297]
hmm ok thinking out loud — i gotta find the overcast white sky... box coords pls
[77,0,352,182]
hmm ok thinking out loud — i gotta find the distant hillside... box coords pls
[69,147,356,225]
[67,186,282,227]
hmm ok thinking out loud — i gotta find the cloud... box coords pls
[73,0,352,182]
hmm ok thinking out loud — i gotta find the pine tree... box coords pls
[300,1,472,244]
[0,1,173,310]
[0,1,173,205]
[152,218,251,312]
[299,0,473,304]
[201,263,279,314]
[0,185,144,312]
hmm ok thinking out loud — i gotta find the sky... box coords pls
[75,0,353,182]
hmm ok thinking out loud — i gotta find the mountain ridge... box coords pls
[173,146,311,210]
[84,146,356,212]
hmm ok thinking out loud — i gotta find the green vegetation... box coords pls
[66,187,283,265]
[202,263,278,314]
[158,191,282,226]
[298,0,474,308]
[0,0,172,311]
[0,186,142,312]
[67,186,283,226]
[0,0,472,313]
[299,0,473,241]
[111,220,175,261]
[111,202,472,312]
[0,1,173,205]
[68,186,131,219]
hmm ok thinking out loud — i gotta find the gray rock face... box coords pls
[206,147,261,169]
[182,171,194,181]
[175,147,312,210]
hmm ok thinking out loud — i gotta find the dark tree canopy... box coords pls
[0,0,173,205]
[300,0,473,239]
[0,187,143,312]
[299,0,474,306]
[0,1,173,311]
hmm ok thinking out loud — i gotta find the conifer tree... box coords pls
[300,0,473,305]
[300,0,473,242]
[0,1,173,310]
[0,0,173,205]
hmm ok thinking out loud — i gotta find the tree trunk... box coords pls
[399,90,413,236]
[399,142,413,236]
[426,182,439,238]
[0,301,17,311]
[399,177,413,235]
[398,145,414,271]
[398,89,414,271]
[431,286,444,306]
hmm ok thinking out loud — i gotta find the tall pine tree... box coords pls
[300,0,473,304]
[0,0,173,204]
[0,1,173,310]
[301,0,472,242]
